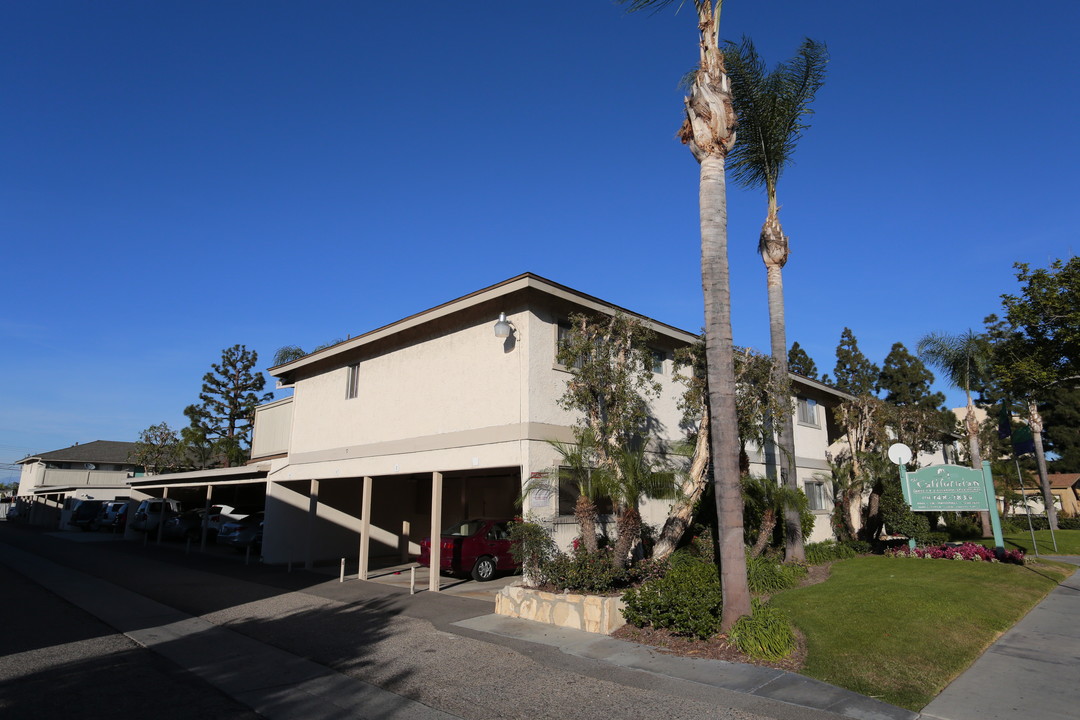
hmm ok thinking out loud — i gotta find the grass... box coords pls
[977,528,1080,555]
[769,555,1073,711]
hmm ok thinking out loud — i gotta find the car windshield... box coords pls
[443,520,485,537]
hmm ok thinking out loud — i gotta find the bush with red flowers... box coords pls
[887,542,1025,565]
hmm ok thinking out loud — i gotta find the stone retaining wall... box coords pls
[495,583,626,635]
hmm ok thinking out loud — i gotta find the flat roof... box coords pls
[128,463,271,489]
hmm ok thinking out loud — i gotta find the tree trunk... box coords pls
[864,480,884,540]
[751,507,776,557]
[653,407,710,561]
[612,507,641,570]
[1029,399,1058,530]
[965,393,992,537]
[761,207,803,563]
[574,494,599,553]
[684,1,750,632]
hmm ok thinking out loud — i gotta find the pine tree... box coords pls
[787,342,819,379]
[184,345,273,468]
[832,328,880,397]
[1042,385,1080,472]
[878,342,945,408]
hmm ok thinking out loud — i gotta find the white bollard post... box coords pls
[410,565,416,595]
[340,558,345,583]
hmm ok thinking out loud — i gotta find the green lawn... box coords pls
[978,528,1080,555]
[769,555,1073,711]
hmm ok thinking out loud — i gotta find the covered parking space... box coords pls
[127,463,270,548]
[264,465,520,592]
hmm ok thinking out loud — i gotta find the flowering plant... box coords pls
[887,542,1025,565]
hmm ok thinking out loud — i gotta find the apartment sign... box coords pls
[899,460,1004,548]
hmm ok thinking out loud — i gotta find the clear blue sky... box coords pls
[3,1,1077,481]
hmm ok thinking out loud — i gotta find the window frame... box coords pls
[797,396,819,427]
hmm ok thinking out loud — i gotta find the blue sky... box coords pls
[2,1,1077,481]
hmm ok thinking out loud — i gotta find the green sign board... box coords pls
[899,461,1004,549]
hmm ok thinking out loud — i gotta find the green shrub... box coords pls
[730,599,797,661]
[842,539,873,554]
[508,519,556,581]
[880,478,932,541]
[746,553,807,594]
[943,513,982,540]
[541,546,625,594]
[804,540,857,565]
[922,531,950,546]
[621,551,723,640]
[1001,515,1080,533]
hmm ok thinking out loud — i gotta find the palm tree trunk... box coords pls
[761,205,803,563]
[613,507,641,570]
[653,406,710,561]
[1028,399,1058,530]
[700,153,751,630]
[751,507,776,557]
[574,494,599,553]
[965,392,992,537]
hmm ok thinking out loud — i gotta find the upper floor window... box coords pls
[345,363,359,399]
[650,348,666,374]
[797,397,819,426]
[556,321,585,369]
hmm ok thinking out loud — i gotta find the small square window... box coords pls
[557,467,613,516]
[556,321,584,368]
[797,397,818,426]
[345,364,359,399]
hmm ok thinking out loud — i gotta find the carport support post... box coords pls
[358,476,372,580]
[429,471,443,593]
[201,485,214,551]
[156,488,168,545]
[306,479,319,570]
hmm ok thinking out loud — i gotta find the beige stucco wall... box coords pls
[288,311,526,457]
[251,397,293,459]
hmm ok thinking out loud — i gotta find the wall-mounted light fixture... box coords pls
[494,312,512,338]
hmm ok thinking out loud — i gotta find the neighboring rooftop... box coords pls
[19,440,138,466]
[1048,473,1080,489]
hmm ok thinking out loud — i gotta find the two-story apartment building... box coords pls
[130,274,851,586]
[15,440,140,528]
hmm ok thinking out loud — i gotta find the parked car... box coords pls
[205,504,255,536]
[68,500,105,531]
[92,500,128,531]
[113,503,129,532]
[162,509,207,541]
[131,498,182,533]
[217,512,263,552]
[418,518,518,581]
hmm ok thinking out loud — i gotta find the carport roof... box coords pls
[31,484,131,495]
[128,462,271,489]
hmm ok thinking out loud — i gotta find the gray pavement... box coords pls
[920,558,1080,720]
[6,525,1075,720]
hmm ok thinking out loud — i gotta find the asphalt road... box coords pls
[0,524,848,720]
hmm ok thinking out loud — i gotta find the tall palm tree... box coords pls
[619,0,750,629]
[724,37,828,564]
[917,330,993,535]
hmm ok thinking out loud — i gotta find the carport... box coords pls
[127,463,270,548]
[264,465,520,592]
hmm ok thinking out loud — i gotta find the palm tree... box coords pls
[917,330,993,535]
[741,474,809,557]
[593,444,679,569]
[619,0,751,630]
[724,36,828,564]
[541,432,604,554]
[272,345,307,366]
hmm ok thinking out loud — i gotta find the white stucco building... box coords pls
[129,274,851,584]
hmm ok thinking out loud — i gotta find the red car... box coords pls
[418,518,518,581]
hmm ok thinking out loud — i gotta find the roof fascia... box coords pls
[269,273,700,378]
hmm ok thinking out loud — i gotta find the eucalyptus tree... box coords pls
[917,330,993,535]
[723,36,827,563]
[619,0,751,631]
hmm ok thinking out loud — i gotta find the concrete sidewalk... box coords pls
[920,558,1080,720]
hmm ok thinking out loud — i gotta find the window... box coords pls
[650,348,666,374]
[805,480,829,511]
[556,321,584,368]
[557,467,613,516]
[797,397,819,426]
[345,363,359,399]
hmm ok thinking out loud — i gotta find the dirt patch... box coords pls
[611,561,833,672]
